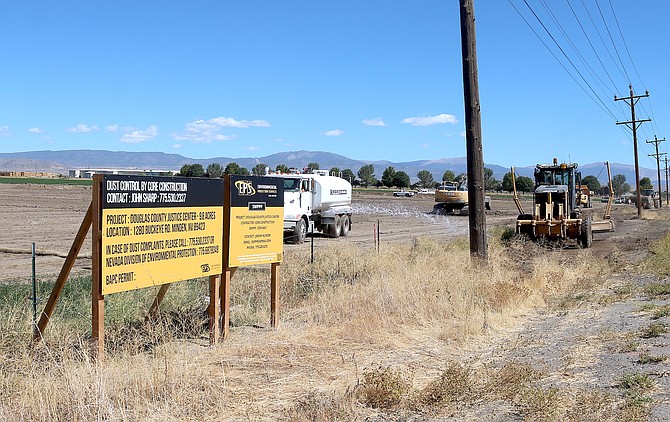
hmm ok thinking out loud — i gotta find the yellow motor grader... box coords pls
[512,159,614,247]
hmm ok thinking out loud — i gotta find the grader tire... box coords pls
[580,218,593,248]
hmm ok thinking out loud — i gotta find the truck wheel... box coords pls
[580,217,593,248]
[340,215,350,236]
[293,219,307,244]
[333,216,342,237]
[327,217,342,237]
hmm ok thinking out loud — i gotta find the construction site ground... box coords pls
[1,183,669,419]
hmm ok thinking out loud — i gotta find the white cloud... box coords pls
[459,131,466,138]
[107,125,138,133]
[325,129,344,137]
[208,116,270,128]
[172,143,182,149]
[66,123,98,133]
[28,127,43,134]
[120,125,158,143]
[172,120,235,143]
[246,146,260,151]
[172,116,268,143]
[362,118,387,127]
[421,143,429,148]
[401,114,458,127]
[0,126,11,137]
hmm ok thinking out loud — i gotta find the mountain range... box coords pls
[0,149,661,187]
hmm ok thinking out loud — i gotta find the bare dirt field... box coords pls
[0,183,628,280]
[2,183,670,419]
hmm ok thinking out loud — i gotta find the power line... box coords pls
[605,0,663,137]
[539,0,615,99]
[595,0,630,83]
[512,0,620,119]
[507,0,662,162]
[608,0,644,89]
[566,0,618,94]
[579,0,627,83]
[506,0,614,119]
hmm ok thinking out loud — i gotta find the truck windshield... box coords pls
[283,178,300,192]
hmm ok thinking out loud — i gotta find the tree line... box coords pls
[177,161,357,181]
[176,162,650,196]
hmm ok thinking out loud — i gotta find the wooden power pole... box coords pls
[647,136,666,209]
[459,0,487,261]
[615,85,650,218]
[664,155,670,205]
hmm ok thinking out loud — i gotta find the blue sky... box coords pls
[1,0,668,168]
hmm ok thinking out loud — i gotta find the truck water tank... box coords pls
[312,175,352,210]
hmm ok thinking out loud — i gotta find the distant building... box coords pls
[68,168,178,178]
[0,171,58,178]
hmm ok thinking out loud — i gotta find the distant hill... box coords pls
[0,149,660,187]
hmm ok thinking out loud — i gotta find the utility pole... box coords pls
[459,0,487,261]
[647,135,666,209]
[664,155,670,205]
[615,85,650,217]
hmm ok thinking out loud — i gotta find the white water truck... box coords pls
[265,168,353,244]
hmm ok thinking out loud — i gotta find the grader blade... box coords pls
[591,161,616,234]
[591,219,615,233]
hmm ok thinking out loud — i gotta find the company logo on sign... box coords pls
[201,263,211,273]
[330,189,348,195]
[235,180,256,196]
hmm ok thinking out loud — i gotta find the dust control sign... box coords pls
[101,175,224,294]
[228,176,283,267]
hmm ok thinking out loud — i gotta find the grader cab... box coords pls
[513,159,593,247]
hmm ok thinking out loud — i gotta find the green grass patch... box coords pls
[640,322,668,338]
[652,305,670,319]
[617,373,655,391]
[639,303,658,312]
[644,282,670,297]
[646,232,670,276]
[617,372,654,417]
[558,292,590,309]
[0,176,91,186]
[637,352,667,364]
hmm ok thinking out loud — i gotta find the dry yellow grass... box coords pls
[0,234,613,420]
